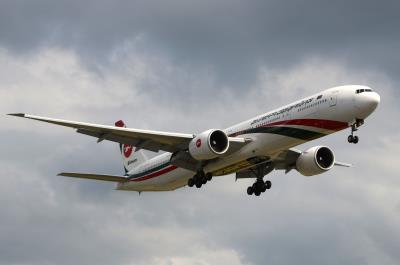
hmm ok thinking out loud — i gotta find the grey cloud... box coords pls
[1,1,400,265]
[1,0,399,88]
[2,53,400,265]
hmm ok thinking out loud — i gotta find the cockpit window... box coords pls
[356,88,373,94]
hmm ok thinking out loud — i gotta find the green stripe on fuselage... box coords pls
[240,126,325,140]
[128,161,170,179]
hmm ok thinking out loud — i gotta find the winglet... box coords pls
[7,113,26,117]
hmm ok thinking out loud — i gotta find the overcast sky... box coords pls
[1,1,399,265]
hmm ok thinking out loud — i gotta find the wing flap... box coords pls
[58,172,129,182]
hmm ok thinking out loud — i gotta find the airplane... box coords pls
[8,85,380,196]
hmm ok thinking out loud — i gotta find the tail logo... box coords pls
[123,144,134,158]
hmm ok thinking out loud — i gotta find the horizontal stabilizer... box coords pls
[58,172,129,182]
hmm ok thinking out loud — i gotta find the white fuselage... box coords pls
[117,85,380,191]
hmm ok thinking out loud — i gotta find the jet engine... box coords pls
[296,146,335,176]
[189,129,229,160]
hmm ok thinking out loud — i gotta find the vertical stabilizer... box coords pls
[115,120,148,173]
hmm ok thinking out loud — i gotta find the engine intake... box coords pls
[296,146,335,176]
[189,129,229,160]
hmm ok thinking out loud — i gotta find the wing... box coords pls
[236,149,351,179]
[58,172,128,182]
[8,113,248,154]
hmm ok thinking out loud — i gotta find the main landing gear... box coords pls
[187,171,212,188]
[348,119,364,144]
[246,162,274,196]
[247,179,271,196]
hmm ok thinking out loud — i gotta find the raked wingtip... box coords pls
[7,113,26,117]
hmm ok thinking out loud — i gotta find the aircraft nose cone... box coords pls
[354,90,380,118]
[369,92,381,107]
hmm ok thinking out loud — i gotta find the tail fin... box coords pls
[115,120,149,173]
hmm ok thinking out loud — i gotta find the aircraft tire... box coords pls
[254,190,261,196]
[195,182,202,188]
[206,173,212,181]
[265,180,272,189]
[353,136,359,144]
[255,180,265,192]
[188,178,195,187]
[247,186,254,195]
[260,182,267,192]
[348,135,354,143]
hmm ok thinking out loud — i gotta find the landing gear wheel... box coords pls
[353,135,359,144]
[188,178,194,187]
[202,178,207,184]
[261,183,267,192]
[254,190,261,196]
[265,180,272,189]
[206,173,212,181]
[195,182,202,188]
[348,135,354,143]
[247,186,254,195]
[255,180,266,193]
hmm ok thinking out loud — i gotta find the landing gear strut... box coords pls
[348,119,363,144]
[187,171,212,188]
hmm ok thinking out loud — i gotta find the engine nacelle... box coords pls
[296,146,335,176]
[189,129,229,160]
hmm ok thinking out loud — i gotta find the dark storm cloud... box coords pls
[1,0,399,87]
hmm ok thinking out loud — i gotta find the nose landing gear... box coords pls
[348,119,364,144]
[348,134,359,144]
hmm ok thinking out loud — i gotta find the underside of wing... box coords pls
[272,148,302,172]
[58,172,129,182]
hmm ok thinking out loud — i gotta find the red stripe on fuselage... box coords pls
[130,165,178,182]
[260,119,348,131]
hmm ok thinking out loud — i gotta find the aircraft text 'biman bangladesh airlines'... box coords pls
[9,85,380,196]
